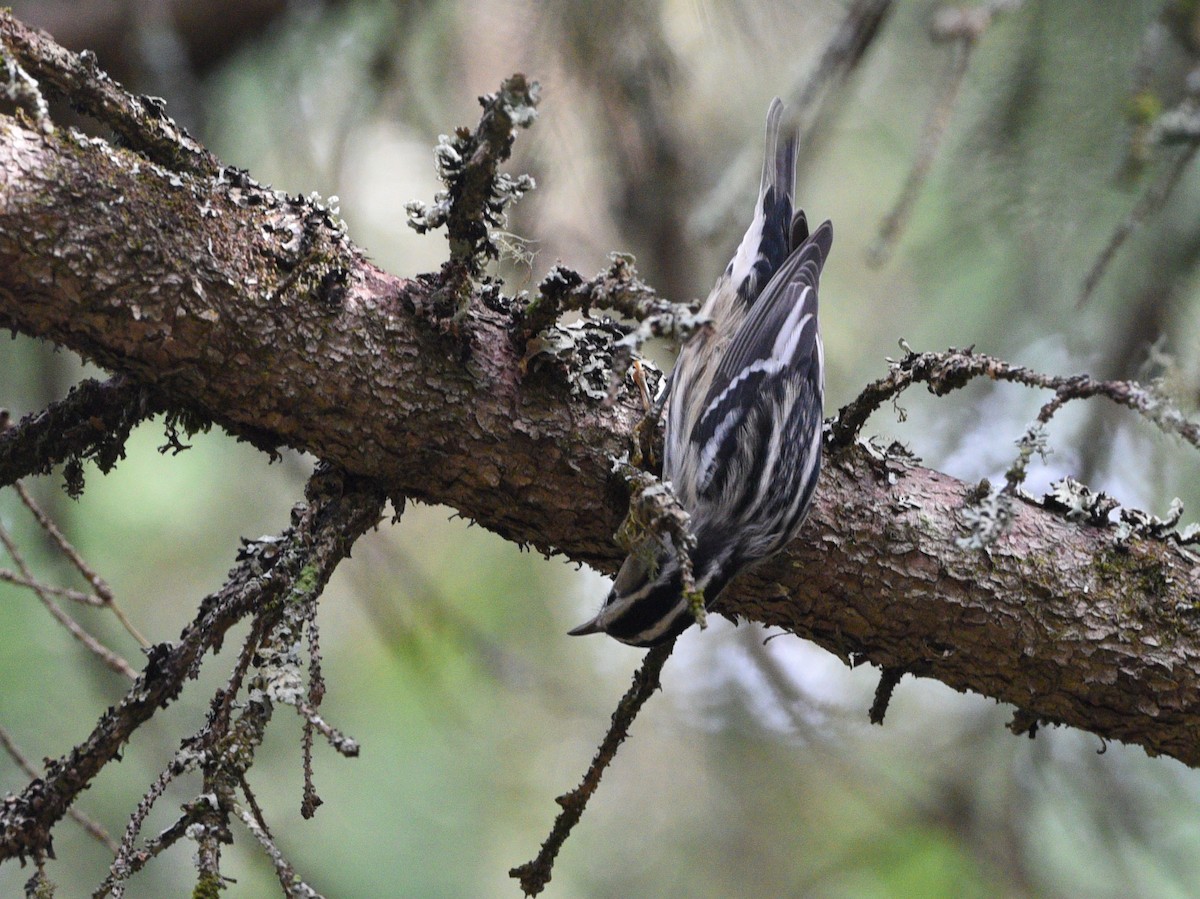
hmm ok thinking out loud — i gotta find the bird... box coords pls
[569,98,832,647]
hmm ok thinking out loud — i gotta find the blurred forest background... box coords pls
[4,0,1200,896]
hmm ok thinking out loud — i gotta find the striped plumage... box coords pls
[570,99,833,647]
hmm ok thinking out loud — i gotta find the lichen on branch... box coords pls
[405,74,540,312]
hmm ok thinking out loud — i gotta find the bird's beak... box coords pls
[567,615,604,637]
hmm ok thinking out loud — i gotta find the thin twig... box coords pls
[870,2,1021,266]
[0,516,136,679]
[510,640,676,896]
[301,595,324,818]
[290,700,359,759]
[238,774,271,837]
[13,482,149,647]
[691,0,896,238]
[0,570,103,607]
[99,611,276,899]
[93,808,200,899]
[0,375,159,493]
[869,667,905,724]
[97,757,195,899]
[869,37,973,266]
[0,11,217,176]
[0,469,386,864]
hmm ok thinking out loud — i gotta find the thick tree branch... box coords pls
[2,15,1200,774]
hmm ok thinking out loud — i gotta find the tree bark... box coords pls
[2,18,1199,770]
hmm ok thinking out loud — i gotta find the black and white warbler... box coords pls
[570,98,833,647]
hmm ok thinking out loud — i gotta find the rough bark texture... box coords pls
[2,64,1200,768]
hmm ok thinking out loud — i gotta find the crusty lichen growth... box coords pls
[405,74,540,314]
[520,253,706,400]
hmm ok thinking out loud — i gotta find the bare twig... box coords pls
[301,595,324,819]
[98,611,277,898]
[96,759,194,899]
[0,513,137,679]
[869,39,971,266]
[869,667,906,724]
[232,800,323,899]
[788,0,897,137]
[93,807,200,899]
[290,700,360,759]
[692,0,896,237]
[0,376,160,493]
[832,344,1200,550]
[0,11,217,175]
[0,570,103,607]
[13,482,148,647]
[510,640,675,896]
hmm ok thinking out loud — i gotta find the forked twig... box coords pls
[0,516,136,679]
[13,482,149,647]
[830,345,1200,453]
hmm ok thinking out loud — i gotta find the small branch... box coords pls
[0,726,117,854]
[290,700,360,759]
[834,344,1200,551]
[93,809,199,899]
[521,255,697,405]
[300,601,324,819]
[869,667,905,724]
[691,0,896,238]
[0,11,217,175]
[790,0,897,132]
[190,790,228,898]
[510,640,675,896]
[0,571,103,608]
[406,74,540,311]
[1077,137,1200,307]
[232,800,323,899]
[96,758,193,899]
[829,346,1200,454]
[0,376,161,493]
[869,41,970,266]
[98,612,276,898]
[522,254,677,340]
[0,468,385,863]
